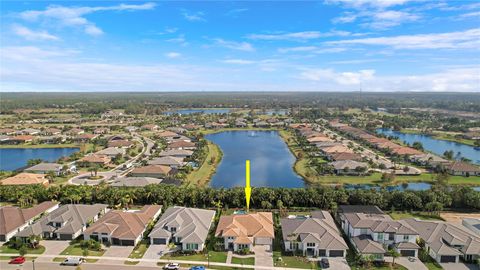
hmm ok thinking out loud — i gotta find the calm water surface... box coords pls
[165,108,230,115]
[206,130,304,188]
[376,129,480,164]
[0,148,79,171]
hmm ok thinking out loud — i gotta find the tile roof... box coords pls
[0,201,58,235]
[215,212,274,243]
[1,173,48,186]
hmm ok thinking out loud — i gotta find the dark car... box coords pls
[9,256,26,264]
[319,258,330,268]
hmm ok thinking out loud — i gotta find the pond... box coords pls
[376,129,480,164]
[206,130,304,188]
[0,148,79,171]
[164,108,231,115]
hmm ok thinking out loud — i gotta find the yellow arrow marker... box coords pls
[245,160,252,211]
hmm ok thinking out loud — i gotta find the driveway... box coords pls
[309,257,351,270]
[441,263,479,270]
[253,245,273,269]
[97,245,135,265]
[36,240,70,262]
[394,257,428,270]
[137,244,168,267]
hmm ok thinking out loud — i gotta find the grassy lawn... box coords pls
[163,251,227,263]
[273,251,319,269]
[231,256,255,265]
[128,240,149,259]
[389,211,444,221]
[0,245,45,254]
[59,243,105,261]
[124,260,140,265]
[185,141,223,186]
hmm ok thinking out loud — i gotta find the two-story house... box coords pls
[215,212,274,252]
[16,204,108,241]
[338,205,419,261]
[149,206,215,251]
[280,211,348,257]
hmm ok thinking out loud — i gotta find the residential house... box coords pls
[167,141,196,150]
[16,204,108,241]
[281,211,348,257]
[66,128,85,136]
[331,160,369,175]
[409,153,448,167]
[148,156,185,168]
[462,218,480,236]
[215,212,274,252]
[0,128,16,135]
[42,128,62,136]
[95,147,126,158]
[142,124,159,131]
[405,219,480,263]
[93,127,110,134]
[21,128,41,135]
[329,152,363,162]
[129,165,173,178]
[0,202,59,241]
[84,205,162,246]
[24,163,65,176]
[6,135,34,144]
[444,161,480,176]
[78,154,111,166]
[73,134,98,143]
[159,149,193,159]
[157,131,180,141]
[149,206,215,251]
[1,173,49,186]
[37,135,65,144]
[108,140,135,148]
[109,177,180,187]
[338,206,420,260]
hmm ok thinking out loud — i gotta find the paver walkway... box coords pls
[227,251,233,264]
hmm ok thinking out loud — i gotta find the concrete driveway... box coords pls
[394,257,428,270]
[36,240,70,262]
[253,245,273,269]
[137,244,168,267]
[97,246,135,265]
[441,263,479,270]
[309,257,351,270]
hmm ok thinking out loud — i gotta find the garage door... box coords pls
[153,238,167,245]
[329,250,344,257]
[440,256,456,263]
[400,250,415,257]
[121,240,135,246]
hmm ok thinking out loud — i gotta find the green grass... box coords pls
[128,240,149,259]
[353,264,408,270]
[231,256,255,265]
[0,245,45,254]
[185,141,223,186]
[273,251,319,269]
[53,257,98,263]
[60,243,105,257]
[389,211,444,221]
[124,260,140,265]
[163,251,227,263]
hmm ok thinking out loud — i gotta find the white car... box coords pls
[61,257,84,266]
[163,263,180,270]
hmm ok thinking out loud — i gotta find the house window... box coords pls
[403,235,409,241]
[378,233,383,241]
[389,233,394,241]
[171,227,176,232]
[360,228,368,235]
[307,243,315,247]
[186,243,199,250]
[290,242,298,250]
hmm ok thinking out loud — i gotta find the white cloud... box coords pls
[18,2,156,36]
[297,66,479,92]
[165,52,181,59]
[278,46,346,54]
[326,0,415,9]
[12,24,60,41]
[167,34,188,46]
[299,68,375,85]
[458,11,480,19]
[212,38,255,52]
[247,30,351,41]
[365,10,420,29]
[225,8,248,17]
[221,59,256,65]
[182,11,206,22]
[328,28,480,49]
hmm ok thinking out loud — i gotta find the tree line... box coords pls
[0,184,478,212]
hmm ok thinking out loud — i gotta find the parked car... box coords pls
[61,257,85,266]
[319,258,330,268]
[9,256,25,264]
[163,263,180,270]
[189,266,205,270]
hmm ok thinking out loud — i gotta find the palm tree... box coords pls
[388,248,400,266]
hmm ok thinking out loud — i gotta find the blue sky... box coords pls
[1,0,479,92]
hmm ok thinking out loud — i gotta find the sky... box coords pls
[0,0,479,92]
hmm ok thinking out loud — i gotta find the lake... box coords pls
[206,130,304,188]
[164,108,231,115]
[0,148,79,171]
[376,129,480,164]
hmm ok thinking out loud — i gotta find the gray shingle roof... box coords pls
[352,235,385,254]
